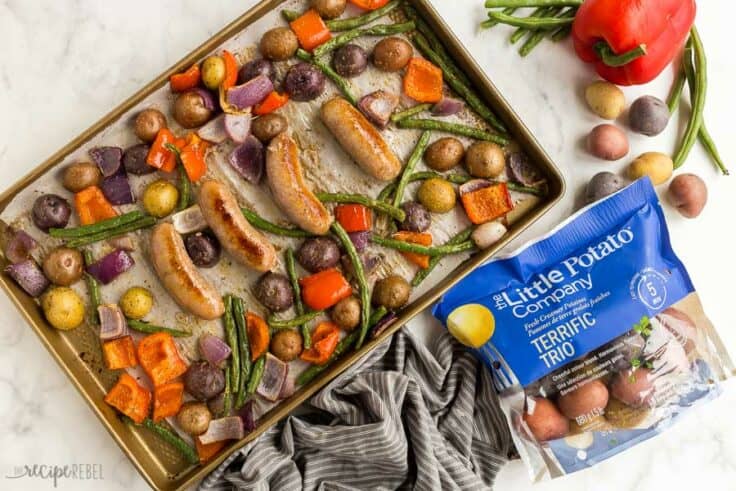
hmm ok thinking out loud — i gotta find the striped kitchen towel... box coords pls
[199,327,512,490]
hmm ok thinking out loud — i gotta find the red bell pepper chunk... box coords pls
[300,268,353,311]
[300,322,340,365]
[254,91,289,116]
[349,0,390,10]
[146,128,179,173]
[74,186,117,225]
[572,0,696,86]
[335,204,372,233]
[170,64,201,93]
[290,10,331,52]
[179,133,208,182]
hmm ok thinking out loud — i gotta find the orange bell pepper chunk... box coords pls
[74,186,118,225]
[179,133,209,182]
[290,10,332,52]
[300,268,353,311]
[246,312,270,362]
[102,336,138,370]
[335,204,372,233]
[195,439,227,464]
[222,50,238,90]
[349,0,391,10]
[104,373,151,424]
[460,183,513,225]
[137,332,188,387]
[254,91,290,116]
[403,58,444,103]
[146,128,179,173]
[170,64,201,93]
[392,231,432,269]
[152,381,184,422]
[300,322,340,365]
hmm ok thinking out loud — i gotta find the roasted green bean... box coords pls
[396,118,509,146]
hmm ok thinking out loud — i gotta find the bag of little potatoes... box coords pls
[433,177,734,480]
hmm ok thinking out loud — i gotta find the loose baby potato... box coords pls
[260,27,299,61]
[174,91,212,129]
[251,114,288,142]
[331,296,361,330]
[584,172,626,204]
[184,361,225,401]
[201,56,227,90]
[522,397,569,442]
[255,272,294,312]
[311,0,346,19]
[134,108,167,143]
[424,137,465,171]
[557,379,609,420]
[372,275,411,310]
[143,180,179,218]
[62,162,102,193]
[42,247,83,286]
[120,286,154,320]
[270,329,303,362]
[668,173,707,218]
[372,37,413,72]
[627,152,673,185]
[587,124,629,161]
[417,178,456,213]
[177,402,212,436]
[585,81,625,119]
[629,95,669,136]
[609,367,655,408]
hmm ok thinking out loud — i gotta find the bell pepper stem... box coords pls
[594,41,647,67]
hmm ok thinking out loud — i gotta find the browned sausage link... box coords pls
[320,97,403,181]
[198,180,277,272]
[266,133,332,235]
[150,223,225,320]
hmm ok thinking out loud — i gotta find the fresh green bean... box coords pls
[126,319,192,338]
[83,250,101,325]
[268,311,324,330]
[371,234,475,256]
[485,0,582,6]
[487,11,573,29]
[125,417,199,465]
[327,0,402,31]
[50,211,145,238]
[313,21,415,58]
[411,227,474,287]
[296,307,388,386]
[233,296,251,409]
[390,103,432,123]
[519,7,563,56]
[393,131,430,208]
[222,366,232,417]
[549,23,573,42]
[397,118,509,146]
[681,40,728,175]
[674,29,706,169]
[223,295,240,393]
[246,355,266,396]
[481,7,517,29]
[285,248,311,349]
[241,208,312,238]
[509,7,547,44]
[667,66,687,114]
[412,33,507,134]
[331,222,371,349]
[65,216,156,248]
[295,49,358,106]
[316,193,406,221]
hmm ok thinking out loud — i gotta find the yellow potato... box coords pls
[42,287,85,330]
[143,180,179,218]
[628,152,673,185]
[120,286,154,320]
[585,81,626,119]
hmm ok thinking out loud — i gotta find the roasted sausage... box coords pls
[198,180,277,272]
[150,223,225,320]
[266,133,332,235]
[320,97,402,181]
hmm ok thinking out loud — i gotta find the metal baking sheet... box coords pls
[0,1,564,489]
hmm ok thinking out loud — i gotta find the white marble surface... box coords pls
[0,1,734,490]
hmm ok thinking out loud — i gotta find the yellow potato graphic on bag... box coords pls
[447,304,495,348]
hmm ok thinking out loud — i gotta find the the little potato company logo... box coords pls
[447,303,495,348]
[5,463,103,488]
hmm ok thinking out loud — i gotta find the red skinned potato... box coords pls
[557,379,609,421]
[523,397,569,442]
[668,173,707,218]
[587,124,629,161]
[610,367,655,408]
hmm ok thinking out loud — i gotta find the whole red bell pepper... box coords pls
[572,0,696,86]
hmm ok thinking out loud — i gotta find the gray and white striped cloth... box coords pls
[199,327,512,490]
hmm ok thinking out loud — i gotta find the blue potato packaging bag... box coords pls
[433,178,734,480]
